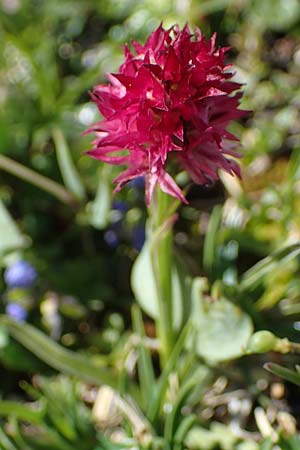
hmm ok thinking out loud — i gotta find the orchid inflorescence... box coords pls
[87,23,245,205]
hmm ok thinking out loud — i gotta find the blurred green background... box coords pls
[1,0,300,449]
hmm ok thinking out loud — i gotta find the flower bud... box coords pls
[247,330,278,354]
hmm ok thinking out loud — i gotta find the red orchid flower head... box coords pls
[86,23,246,205]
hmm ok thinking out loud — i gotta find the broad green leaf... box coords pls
[52,127,86,201]
[0,198,25,257]
[131,241,190,330]
[192,278,253,362]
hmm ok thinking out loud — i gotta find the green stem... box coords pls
[151,188,175,366]
[0,154,78,207]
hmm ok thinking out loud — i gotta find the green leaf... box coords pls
[0,316,120,390]
[0,426,18,450]
[264,363,300,386]
[88,166,111,229]
[191,278,253,362]
[0,400,45,424]
[0,335,46,372]
[240,243,300,292]
[185,425,217,450]
[147,321,192,422]
[203,205,222,276]
[8,417,33,450]
[0,198,25,257]
[164,377,199,443]
[287,147,300,182]
[185,422,240,450]
[173,415,197,450]
[131,305,156,410]
[52,127,86,201]
[34,379,78,442]
[278,435,300,450]
[131,241,189,330]
[259,438,273,450]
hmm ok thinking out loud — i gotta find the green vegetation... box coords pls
[1,0,300,449]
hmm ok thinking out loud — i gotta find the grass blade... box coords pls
[131,305,156,411]
[0,316,119,390]
[264,363,300,386]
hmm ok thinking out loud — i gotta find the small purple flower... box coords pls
[128,176,145,190]
[112,200,128,213]
[132,225,146,252]
[4,260,37,289]
[104,230,119,248]
[6,303,27,322]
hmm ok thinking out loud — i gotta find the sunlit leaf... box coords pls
[0,199,25,258]
[131,241,191,330]
[52,127,86,201]
[191,278,253,362]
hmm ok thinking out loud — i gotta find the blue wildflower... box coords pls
[4,260,37,289]
[128,176,145,190]
[104,230,119,248]
[112,200,128,213]
[132,225,146,252]
[6,303,27,322]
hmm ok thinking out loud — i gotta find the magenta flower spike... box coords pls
[86,24,245,205]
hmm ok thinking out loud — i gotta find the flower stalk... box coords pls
[151,187,175,365]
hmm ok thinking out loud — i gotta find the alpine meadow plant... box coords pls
[87,23,246,364]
